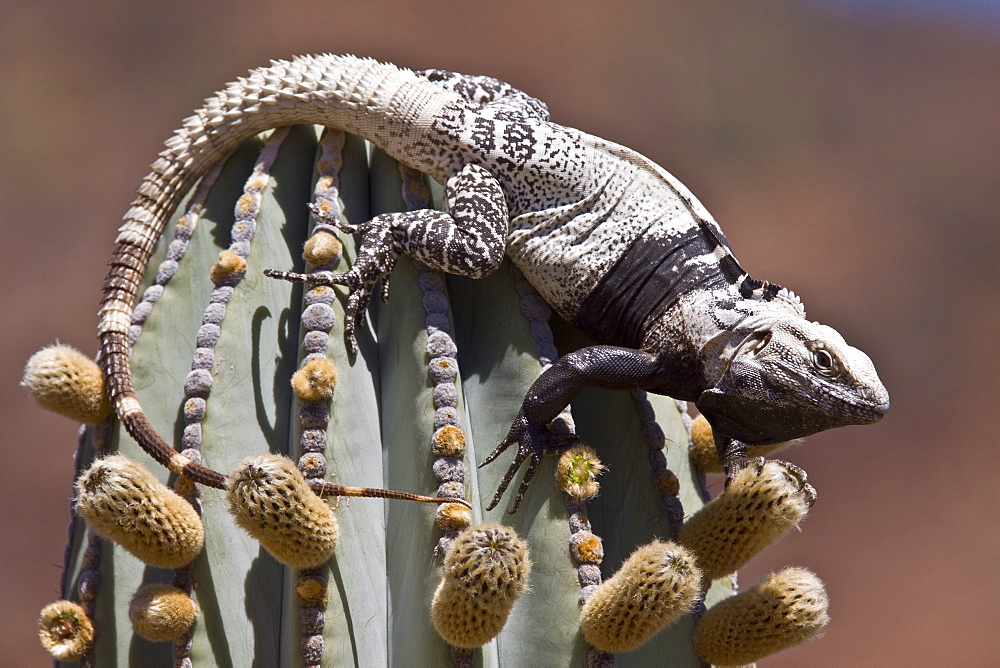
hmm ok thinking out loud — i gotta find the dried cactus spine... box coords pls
[75,455,204,569]
[688,414,789,473]
[678,461,814,580]
[431,524,531,648]
[227,454,339,568]
[555,443,605,501]
[695,567,829,665]
[579,540,701,653]
[21,344,111,423]
[129,584,199,642]
[38,600,95,661]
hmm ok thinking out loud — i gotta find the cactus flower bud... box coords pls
[227,454,339,568]
[580,540,701,653]
[38,600,94,661]
[431,524,530,648]
[22,344,111,423]
[129,584,199,642]
[679,461,814,580]
[75,455,204,568]
[695,567,829,665]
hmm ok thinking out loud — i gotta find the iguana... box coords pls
[100,55,888,512]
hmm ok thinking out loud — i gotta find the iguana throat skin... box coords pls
[98,55,889,511]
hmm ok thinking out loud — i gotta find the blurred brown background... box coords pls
[2,1,997,665]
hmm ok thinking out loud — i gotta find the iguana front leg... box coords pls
[267,162,508,351]
[481,345,664,512]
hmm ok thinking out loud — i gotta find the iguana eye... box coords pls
[811,349,837,376]
[749,332,772,354]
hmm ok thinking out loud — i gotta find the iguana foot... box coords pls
[770,459,817,506]
[265,209,402,353]
[480,410,573,513]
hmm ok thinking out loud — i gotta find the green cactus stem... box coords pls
[41,126,766,666]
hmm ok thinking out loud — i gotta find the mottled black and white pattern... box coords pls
[99,55,889,510]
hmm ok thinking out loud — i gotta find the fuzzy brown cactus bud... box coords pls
[209,249,247,284]
[695,567,829,665]
[302,230,343,266]
[227,454,339,568]
[579,540,701,653]
[678,461,814,580]
[431,524,530,648]
[129,584,199,642]
[290,357,338,402]
[75,455,204,568]
[21,344,111,424]
[38,600,95,661]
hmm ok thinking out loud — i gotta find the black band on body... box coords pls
[575,224,729,349]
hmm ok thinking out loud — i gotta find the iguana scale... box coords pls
[99,55,888,511]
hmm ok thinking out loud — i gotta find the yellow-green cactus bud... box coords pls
[695,567,829,665]
[209,249,246,284]
[435,501,472,531]
[75,455,204,569]
[302,231,343,266]
[555,443,605,501]
[129,584,199,642]
[21,344,111,423]
[227,454,339,568]
[38,600,94,661]
[678,461,813,580]
[290,358,338,402]
[431,524,530,648]
[688,414,788,473]
[580,540,701,653]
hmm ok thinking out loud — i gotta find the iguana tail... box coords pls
[97,55,448,496]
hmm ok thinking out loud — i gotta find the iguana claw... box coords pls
[480,411,564,513]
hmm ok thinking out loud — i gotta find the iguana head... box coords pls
[696,315,889,445]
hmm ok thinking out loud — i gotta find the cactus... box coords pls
[31,124,844,666]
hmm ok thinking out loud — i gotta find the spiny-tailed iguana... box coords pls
[99,55,888,512]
